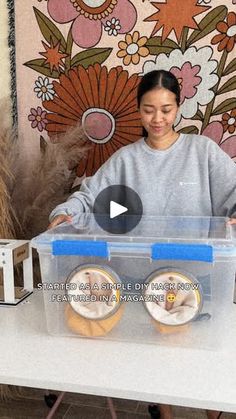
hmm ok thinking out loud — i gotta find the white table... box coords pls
[1,290,236,414]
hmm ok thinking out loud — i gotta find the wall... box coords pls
[12,0,236,175]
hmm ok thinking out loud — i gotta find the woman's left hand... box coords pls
[227,218,236,225]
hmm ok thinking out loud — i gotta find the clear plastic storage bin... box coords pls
[31,215,236,349]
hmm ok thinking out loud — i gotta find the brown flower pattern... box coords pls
[222,109,236,134]
[211,12,236,52]
[43,63,142,177]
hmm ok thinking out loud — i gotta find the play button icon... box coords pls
[110,201,128,219]
[93,185,143,234]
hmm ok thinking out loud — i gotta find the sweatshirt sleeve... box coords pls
[209,141,236,218]
[49,149,121,222]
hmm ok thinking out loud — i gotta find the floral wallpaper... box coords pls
[15,0,236,179]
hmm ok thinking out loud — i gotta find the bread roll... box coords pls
[65,303,125,337]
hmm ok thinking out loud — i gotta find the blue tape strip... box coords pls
[52,240,108,258]
[151,243,213,262]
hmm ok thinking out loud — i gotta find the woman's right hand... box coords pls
[47,214,72,229]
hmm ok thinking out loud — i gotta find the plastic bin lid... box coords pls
[31,215,236,257]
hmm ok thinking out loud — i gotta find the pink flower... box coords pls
[170,62,201,105]
[28,107,48,132]
[202,121,236,159]
[220,136,236,159]
[202,121,223,144]
[48,0,137,49]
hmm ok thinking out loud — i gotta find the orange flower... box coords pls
[40,40,68,73]
[43,64,142,177]
[144,0,209,42]
[211,12,236,52]
[222,109,236,134]
[117,31,149,66]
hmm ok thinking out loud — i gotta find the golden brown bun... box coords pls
[65,304,125,337]
[153,319,189,334]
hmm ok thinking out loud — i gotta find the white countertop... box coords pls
[0,290,236,412]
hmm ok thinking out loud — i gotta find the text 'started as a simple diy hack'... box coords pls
[31,215,236,350]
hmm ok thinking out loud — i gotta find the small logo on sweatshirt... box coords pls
[179,181,198,186]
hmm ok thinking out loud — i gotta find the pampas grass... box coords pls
[12,125,88,238]
[0,97,88,240]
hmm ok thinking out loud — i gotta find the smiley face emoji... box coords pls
[167,293,176,303]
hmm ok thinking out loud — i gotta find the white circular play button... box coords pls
[93,185,143,234]
[110,201,128,219]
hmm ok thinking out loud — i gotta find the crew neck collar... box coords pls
[141,133,184,154]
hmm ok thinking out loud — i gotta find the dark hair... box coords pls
[137,70,180,137]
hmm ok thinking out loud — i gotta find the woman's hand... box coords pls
[227,218,236,225]
[47,214,72,229]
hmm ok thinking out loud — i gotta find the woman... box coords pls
[48,70,236,228]
[48,70,235,419]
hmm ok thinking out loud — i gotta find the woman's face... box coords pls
[139,87,179,141]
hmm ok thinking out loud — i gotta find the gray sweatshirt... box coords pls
[49,134,236,221]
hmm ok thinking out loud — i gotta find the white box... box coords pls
[0,239,33,305]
